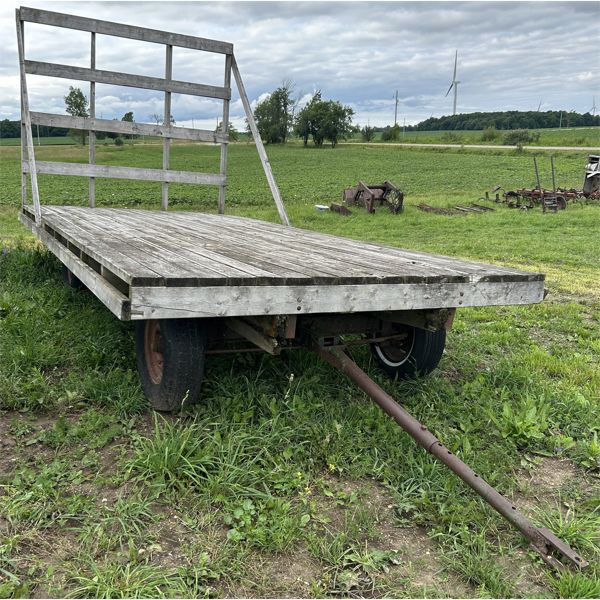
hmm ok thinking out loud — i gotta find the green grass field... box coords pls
[0,142,599,598]
[346,127,600,148]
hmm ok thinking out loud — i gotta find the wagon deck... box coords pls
[20,205,544,321]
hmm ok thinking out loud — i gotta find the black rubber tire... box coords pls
[371,325,446,380]
[62,265,84,290]
[135,318,207,412]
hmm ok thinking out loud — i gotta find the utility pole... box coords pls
[403,117,406,138]
[394,90,399,126]
[559,111,563,129]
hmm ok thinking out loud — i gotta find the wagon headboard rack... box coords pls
[15,6,290,226]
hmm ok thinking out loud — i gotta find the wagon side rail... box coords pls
[16,6,290,226]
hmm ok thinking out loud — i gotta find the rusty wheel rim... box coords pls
[144,320,163,384]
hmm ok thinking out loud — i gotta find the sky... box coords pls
[1,1,599,130]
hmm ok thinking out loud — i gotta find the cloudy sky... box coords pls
[1,1,599,129]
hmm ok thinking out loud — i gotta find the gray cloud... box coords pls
[1,1,599,128]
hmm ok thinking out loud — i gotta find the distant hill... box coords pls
[410,111,600,131]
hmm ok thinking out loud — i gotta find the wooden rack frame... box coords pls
[16,6,290,226]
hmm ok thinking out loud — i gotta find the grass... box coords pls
[0,141,599,598]
[346,126,600,147]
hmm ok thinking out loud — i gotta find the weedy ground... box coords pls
[0,142,599,599]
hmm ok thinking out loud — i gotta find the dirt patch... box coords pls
[528,456,579,491]
[225,549,322,598]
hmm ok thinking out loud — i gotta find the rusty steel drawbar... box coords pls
[311,343,589,572]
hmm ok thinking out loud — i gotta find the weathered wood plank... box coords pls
[19,6,233,55]
[130,280,545,320]
[30,112,227,143]
[29,207,164,283]
[162,44,173,211]
[23,161,225,186]
[89,31,96,207]
[218,54,232,214]
[24,60,231,100]
[232,56,290,226]
[178,212,543,280]
[86,208,316,282]
[16,11,41,224]
[19,213,130,319]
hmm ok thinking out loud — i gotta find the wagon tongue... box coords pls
[311,341,589,572]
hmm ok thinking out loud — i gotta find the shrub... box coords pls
[502,129,540,146]
[114,137,124,147]
[481,127,499,142]
[381,124,400,142]
[361,126,375,142]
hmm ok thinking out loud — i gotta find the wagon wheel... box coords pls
[371,324,446,380]
[136,318,207,412]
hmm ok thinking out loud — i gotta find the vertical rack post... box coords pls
[218,54,232,214]
[231,55,290,226]
[89,31,96,207]
[19,16,26,209]
[162,44,173,211]
[15,10,41,224]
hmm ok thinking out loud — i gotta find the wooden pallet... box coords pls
[20,206,545,321]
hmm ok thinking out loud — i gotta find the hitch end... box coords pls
[532,527,589,571]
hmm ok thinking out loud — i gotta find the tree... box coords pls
[361,125,375,142]
[294,91,354,148]
[216,121,239,142]
[254,83,294,144]
[64,86,89,145]
[122,111,135,139]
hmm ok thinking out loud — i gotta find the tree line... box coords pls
[410,110,600,131]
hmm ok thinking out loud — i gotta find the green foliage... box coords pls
[503,128,541,146]
[253,84,294,144]
[64,86,89,146]
[574,432,600,470]
[381,124,400,142]
[114,137,124,147]
[494,394,550,448]
[361,125,376,142]
[223,497,308,551]
[294,91,354,147]
[68,560,214,598]
[216,121,239,141]
[481,126,499,141]
[64,87,89,118]
[548,570,600,599]
[534,504,600,556]
[441,529,514,597]
[414,110,600,131]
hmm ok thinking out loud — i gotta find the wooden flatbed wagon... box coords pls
[15,8,587,570]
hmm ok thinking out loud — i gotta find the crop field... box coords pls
[345,127,600,148]
[1,125,598,149]
[0,142,599,598]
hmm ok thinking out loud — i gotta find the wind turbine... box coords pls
[445,50,460,115]
[591,96,597,116]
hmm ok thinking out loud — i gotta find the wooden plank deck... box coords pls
[20,206,545,320]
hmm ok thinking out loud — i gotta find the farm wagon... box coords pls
[14,6,588,571]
